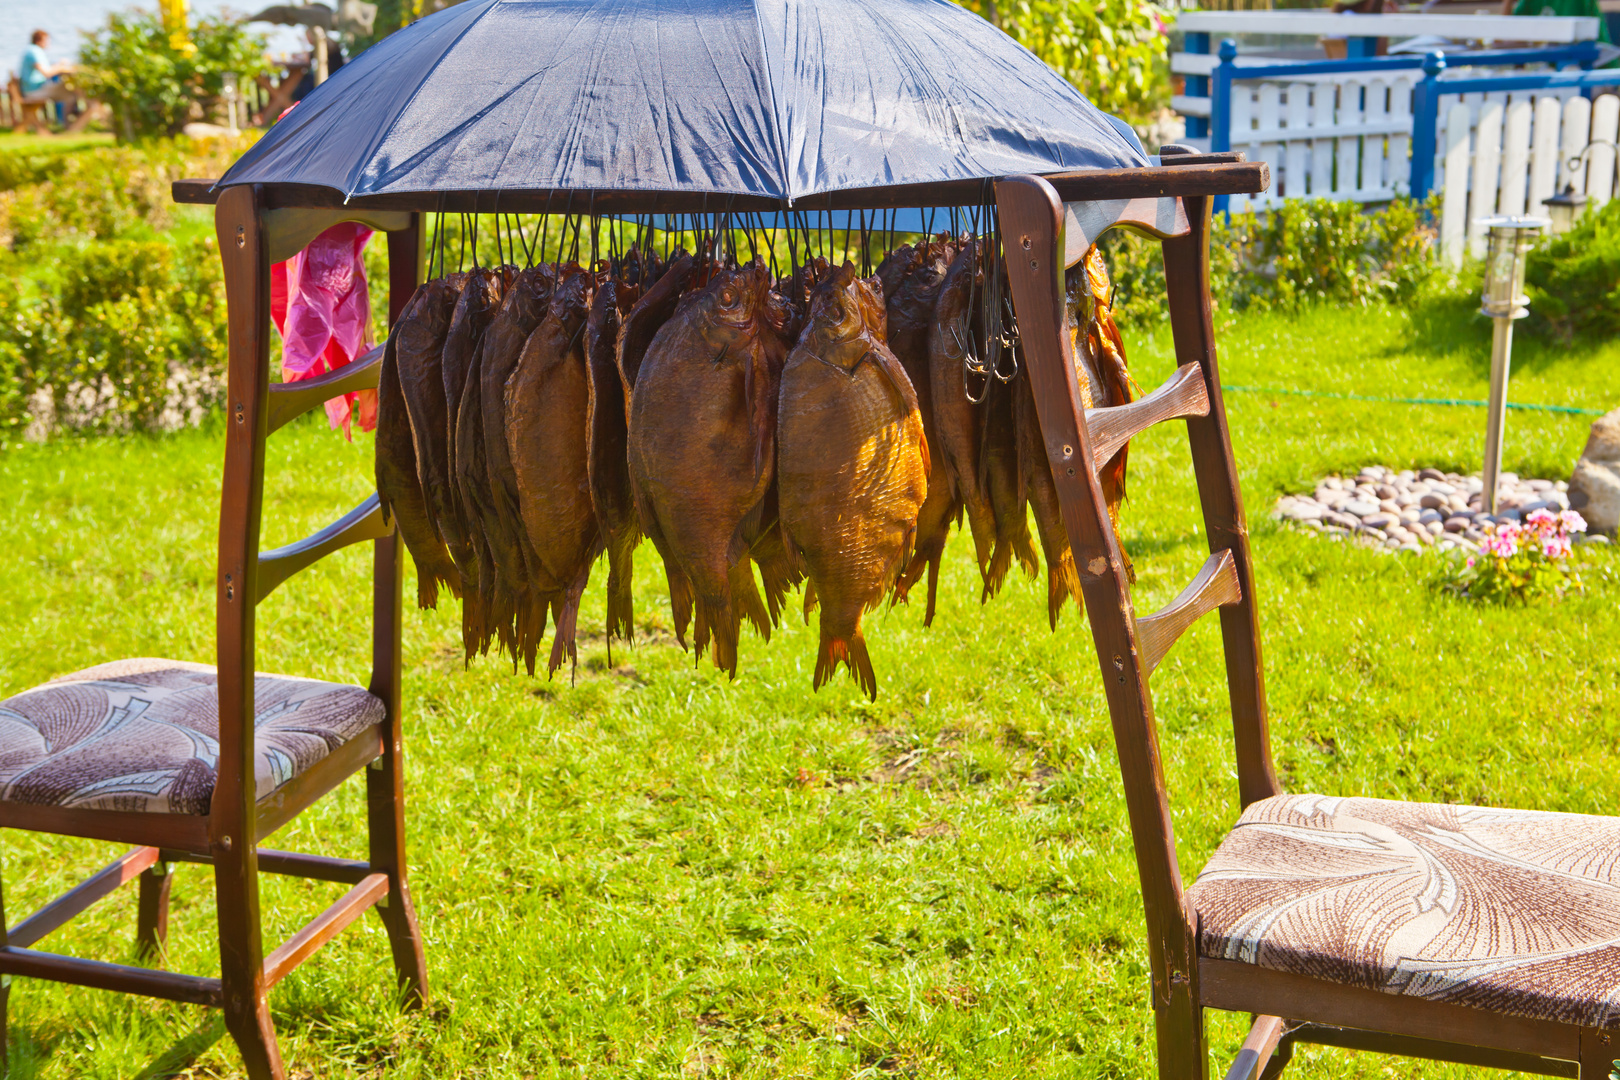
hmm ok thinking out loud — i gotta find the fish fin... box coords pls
[694,591,740,678]
[982,536,1012,603]
[546,563,591,679]
[802,578,819,624]
[814,630,878,702]
[666,565,693,651]
[1013,516,1040,580]
[604,536,636,644]
[731,556,772,644]
[924,555,941,628]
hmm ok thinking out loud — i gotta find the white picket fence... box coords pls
[1437,92,1620,265]
[1215,76,1620,260]
[1223,77,1418,212]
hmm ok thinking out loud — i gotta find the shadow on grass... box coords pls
[1399,286,1598,382]
[132,1014,226,1080]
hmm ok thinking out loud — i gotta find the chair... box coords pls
[6,76,48,135]
[0,184,429,1080]
[995,161,1620,1080]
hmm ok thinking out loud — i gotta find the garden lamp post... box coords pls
[222,71,239,135]
[1477,215,1547,515]
[1544,140,1620,234]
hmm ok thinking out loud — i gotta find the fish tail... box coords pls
[731,559,772,644]
[604,542,636,644]
[1013,519,1040,580]
[924,555,941,628]
[802,578,819,624]
[665,566,693,650]
[963,495,995,579]
[814,630,877,702]
[546,566,590,679]
[693,594,741,678]
[414,573,440,612]
[982,537,1012,602]
[520,590,549,677]
[1047,551,1083,630]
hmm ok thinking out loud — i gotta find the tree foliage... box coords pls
[955,0,1172,124]
[78,11,270,140]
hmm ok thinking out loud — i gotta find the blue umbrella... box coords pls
[219,0,1148,204]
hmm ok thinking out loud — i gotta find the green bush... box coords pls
[955,0,1172,125]
[0,238,226,437]
[78,11,269,140]
[1103,197,1440,327]
[1525,197,1620,342]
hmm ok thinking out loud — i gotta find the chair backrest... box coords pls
[209,183,423,846]
[996,172,1278,1013]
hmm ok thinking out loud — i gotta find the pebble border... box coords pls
[1271,465,1611,555]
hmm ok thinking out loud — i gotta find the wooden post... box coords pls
[369,216,429,1008]
[212,183,284,1080]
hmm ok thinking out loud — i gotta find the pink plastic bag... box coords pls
[271,221,377,438]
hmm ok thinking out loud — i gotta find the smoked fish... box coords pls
[778,263,928,701]
[505,263,600,676]
[626,261,788,676]
[927,243,995,581]
[585,270,642,644]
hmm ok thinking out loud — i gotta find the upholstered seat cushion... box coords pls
[0,658,384,815]
[1188,794,1620,1029]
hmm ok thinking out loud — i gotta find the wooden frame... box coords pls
[0,185,429,1080]
[993,157,1619,1080]
[0,153,1274,1076]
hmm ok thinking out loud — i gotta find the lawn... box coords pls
[0,286,1615,1079]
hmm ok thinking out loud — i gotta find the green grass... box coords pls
[0,288,1615,1079]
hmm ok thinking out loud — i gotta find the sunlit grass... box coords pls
[0,289,1614,1078]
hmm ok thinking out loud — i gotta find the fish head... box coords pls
[689,261,773,356]
[805,263,885,369]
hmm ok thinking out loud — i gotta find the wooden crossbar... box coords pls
[0,946,222,1005]
[256,495,392,604]
[1085,363,1210,472]
[1223,1015,1286,1080]
[263,872,390,989]
[267,344,385,434]
[163,847,376,885]
[1136,549,1243,677]
[9,846,160,949]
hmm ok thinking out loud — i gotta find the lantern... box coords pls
[1475,215,1546,515]
[1541,185,1586,236]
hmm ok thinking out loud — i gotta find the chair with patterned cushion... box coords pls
[0,187,429,1080]
[995,162,1620,1080]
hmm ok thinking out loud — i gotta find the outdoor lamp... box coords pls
[1541,184,1586,235]
[221,71,239,135]
[1476,215,1547,514]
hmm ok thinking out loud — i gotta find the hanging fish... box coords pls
[881,240,958,624]
[1014,353,1081,629]
[375,293,460,610]
[1070,243,1138,581]
[626,260,790,676]
[585,264,642,645]
[778,263,929,701]
[616,252,696,420]
[927,243,995,583]
[506,263,601,677]
[393,272,468,589]
[978,347,1039,601]
[436,267,503,660]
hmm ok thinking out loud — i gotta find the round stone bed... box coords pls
[1272,466,1607,554]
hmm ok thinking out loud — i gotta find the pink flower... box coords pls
[1525,508,1558,537]
[1560,510,1588,534]
[1466,556,1476,568]
[1543,534,1573,559]
[1482,529,1520,558]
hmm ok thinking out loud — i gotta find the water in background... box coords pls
[3,0,305,75]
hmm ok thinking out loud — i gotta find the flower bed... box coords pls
[1272,464,1607,555]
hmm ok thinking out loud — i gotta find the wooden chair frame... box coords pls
[0,184,428,1080]
[994,162,1619,1080]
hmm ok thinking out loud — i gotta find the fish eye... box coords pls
[720,287,739,307]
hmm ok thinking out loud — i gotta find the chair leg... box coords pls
[368,756,428,1009]
[214,857,284,1080]
[135,861,173,961]
[1156,992,1209,1080]
[1259,1035,1293,1080]
[1580,1031,1616,1080]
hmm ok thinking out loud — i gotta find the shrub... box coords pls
[0,238,226,436]
[78,11,269,140]
[1102,196,1440,327]
[955,0,1172,125]
[1525,197,1620,342]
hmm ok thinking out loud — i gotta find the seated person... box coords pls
[19,30,76,105]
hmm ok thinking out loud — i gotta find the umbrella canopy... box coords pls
[219,0,1148,203]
